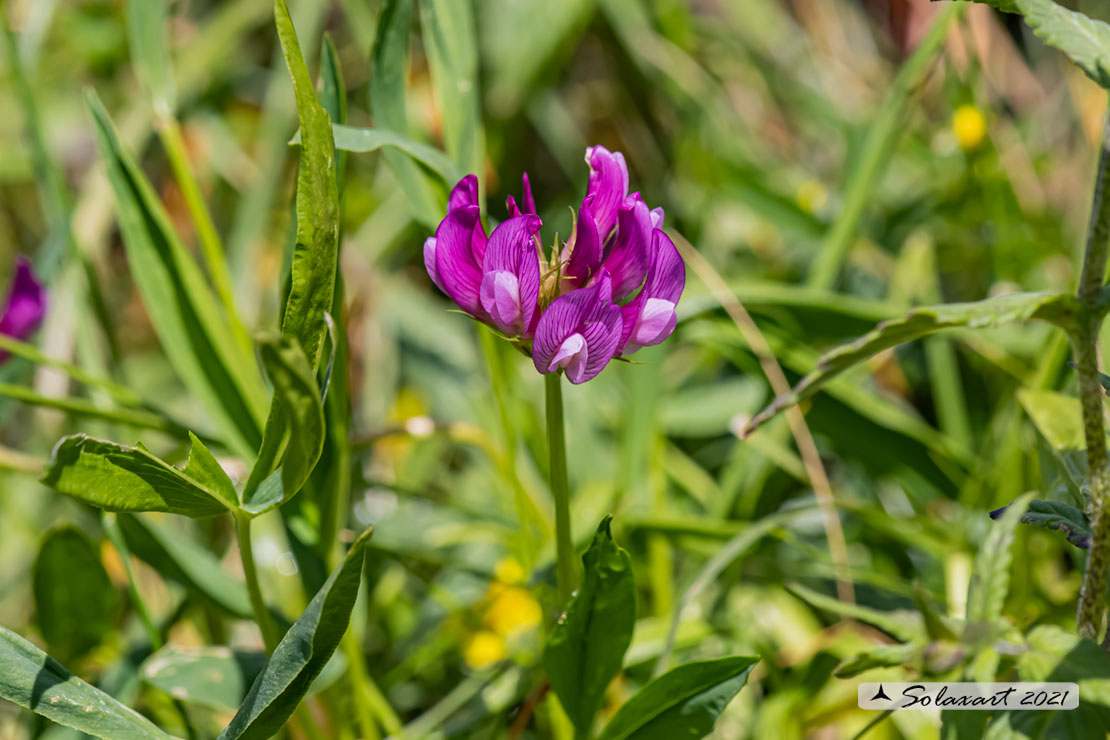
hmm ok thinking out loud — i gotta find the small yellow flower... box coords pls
[463,631,505,669]
[494,556,525,584]
[795,180,828,215]
[485,586,543,639]
[952,105,987,151]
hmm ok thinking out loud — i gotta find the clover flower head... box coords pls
[424,147,685,383]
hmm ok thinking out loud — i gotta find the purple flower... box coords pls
[0,256,46,360]
[424,148,684,383]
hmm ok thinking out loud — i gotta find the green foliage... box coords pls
[86,92,266,458]
[116,514,253,619]
[370,0,444,227]
[747,292,1074,432]
[597,657,758,740]
[141,646,266,711]
[967,493,1033,627]
[41,435,236,517]
[125,0,175,112]
[991,498,1091,549]
[0,626,173,739]
[950,0,1110,88]
[32,527,116,660]
[274,0,340,373]
[242,336,326,514]
[217,526,372,740]
[544,517,636,735]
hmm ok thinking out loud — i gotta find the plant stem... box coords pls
[545,372,578,605]
[1074,111,1110,643]
[235,513,281,653]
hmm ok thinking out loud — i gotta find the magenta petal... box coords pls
[564,199,601,288]
[449,174,479,212]
[506,195,522,218]
[480,270,524,334]
[434,205,485,317]
[548,332,588,383]
[522,173,537,215]
[644,229,685,304]
[0,257,46,349]
[601,197,651,301]
[619,230,685,354]
[423,237,446,293]
[584,146,629,240]
[484,214,542,336]
[650,207,664,229]
[533,273,607,375]
[576,310,622,383]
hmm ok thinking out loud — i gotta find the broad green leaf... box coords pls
[949,0,1110,89]
[116,514,252,619]
[834,643,918,678]
[141,646,266,711]
[293,124,461,185]
[217,526,373,740]
[370,0,445,228]
[86,91,266,458]
[33,527,116,660]
[966,493,1033,627]
[544,517,636,735]
[126,0,176,113]
[990,499,1091,549]
[745,292,1074,433]
[0,626,174,740]
[1018,389,1084,452]
[274,0,339,373]
[42,434,236,518]
[597,656,758,740]
[242,337,326,515]
[419,0,484,181]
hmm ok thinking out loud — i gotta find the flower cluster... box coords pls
[424,147,685,384]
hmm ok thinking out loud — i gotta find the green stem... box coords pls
[1074,111,1110,643]
[546,372,578,604]
[235,514,281,653]
[102,513,161,650]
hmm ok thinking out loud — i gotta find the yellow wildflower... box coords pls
[952,105,987,151]
[485,586,543,639]
[463,630,505,669]
[494,556,525,584]
[796,180,828,215]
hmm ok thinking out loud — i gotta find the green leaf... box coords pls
[966,493,1033,627]
[786,582,922,643]
[544,516,636,735]
[125,0,176,112]
[597,656,758,740]
[990,499,1091,549]
[1016,624,1110,735]
[745,292,1074,433]
[116,514,252,619]
[370,0,445,228]
[419,0,484,180]
[949,0,1110,89]
[86,91,266,457]
[0,383,188,437]
[141,646,266,711]
[834,643,918,678]
[242,336,326,515]
[0,625,174,739]
[33,527,116,660]
[217,526,373,740]
[42,434,236,518]
[274,0,340,373]
[1018,389,1085,452]
[293,124,461,185]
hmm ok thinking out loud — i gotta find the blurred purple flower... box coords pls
[424,147,684,383]
[0,256,46,360]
